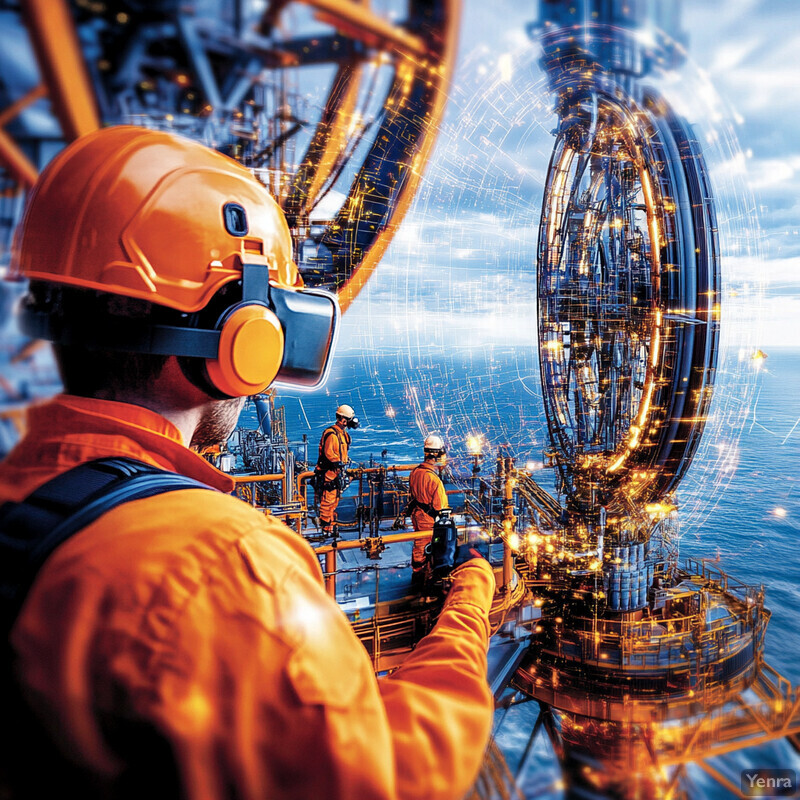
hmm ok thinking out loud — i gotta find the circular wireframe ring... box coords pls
[537,89,719,511]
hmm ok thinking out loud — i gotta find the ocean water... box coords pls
[272,345,800,798]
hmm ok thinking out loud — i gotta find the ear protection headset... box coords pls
[19,263,340,397]
[196,262,340,396]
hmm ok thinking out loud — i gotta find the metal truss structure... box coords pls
[0,0,458,310]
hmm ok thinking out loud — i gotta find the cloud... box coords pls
[724,254,799,286]
[709,38,762,73]
[747,157,800,193]
[754,294,800,347]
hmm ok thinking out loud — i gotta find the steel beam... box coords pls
[0,85,47,129]
[22,0,100,141]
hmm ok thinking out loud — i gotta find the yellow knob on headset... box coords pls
[206,305,284,396]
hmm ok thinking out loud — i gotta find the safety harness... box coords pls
[405,465,441,519]
[0,457,214,637]
[314,425,351,494]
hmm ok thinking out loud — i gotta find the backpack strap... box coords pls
[0,457,215,637]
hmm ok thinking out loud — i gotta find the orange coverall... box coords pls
[409,461,449,570]
[0,395,494,800]
[317,423,350,527]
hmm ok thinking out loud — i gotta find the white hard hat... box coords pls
[423,434,445,453]
[336,404,355,420]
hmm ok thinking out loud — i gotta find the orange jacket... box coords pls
[0,395,495,800]
[318,423,350,481]
[409,461,449,531]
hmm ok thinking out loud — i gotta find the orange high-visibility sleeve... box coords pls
[11,490,495,800]
[4,396,496,800]
[378,559,496,800]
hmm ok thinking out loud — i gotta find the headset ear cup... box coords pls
[206,305,284,397]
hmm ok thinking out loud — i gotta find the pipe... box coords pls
[358,470,365,538]
[598,505,606,564]
[325,549,337,597]
[0,128,38,188]
[296,0,427,57]
[0,84,47,128]
[298,463,417,492]
[503,541,513,593]
[502,458,516,592]
[314,528,445,555]
[349,464,419,474]
[297,470,314,489]
[232,473,285,483]
[253,394,272,437]
[282,450,294,505]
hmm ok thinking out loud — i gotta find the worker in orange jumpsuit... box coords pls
[409,434,449,580]
[0,127,496,800]
[315,404,358,534]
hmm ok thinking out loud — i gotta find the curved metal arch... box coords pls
[320,0,459,310]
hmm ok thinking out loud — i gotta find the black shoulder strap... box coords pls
[407,466,439,519]
[0,457,215,637]
[316,426,342,472]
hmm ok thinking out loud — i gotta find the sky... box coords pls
[1,0,796,441]
[682,0,800,346]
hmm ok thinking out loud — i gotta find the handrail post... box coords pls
[325,548,337,598]
[502,457,515,592]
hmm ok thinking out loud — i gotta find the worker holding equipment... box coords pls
[0,127,496,800]
[409,433,449,580]
[315,404,358,535]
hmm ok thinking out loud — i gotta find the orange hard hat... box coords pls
[11,125,300,311]
[11,126,339,396]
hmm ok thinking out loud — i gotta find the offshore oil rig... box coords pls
[1,1,799,798]
[212,378,797,799]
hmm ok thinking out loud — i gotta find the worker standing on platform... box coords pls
[315,404,358,534]
[409,433,449,580]
[0,127,496,800]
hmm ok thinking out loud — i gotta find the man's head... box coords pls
[423,434,446,462]
[10,126,339,442]
[335,404,358,430]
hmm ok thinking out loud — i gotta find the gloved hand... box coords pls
[443,547,495,618]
